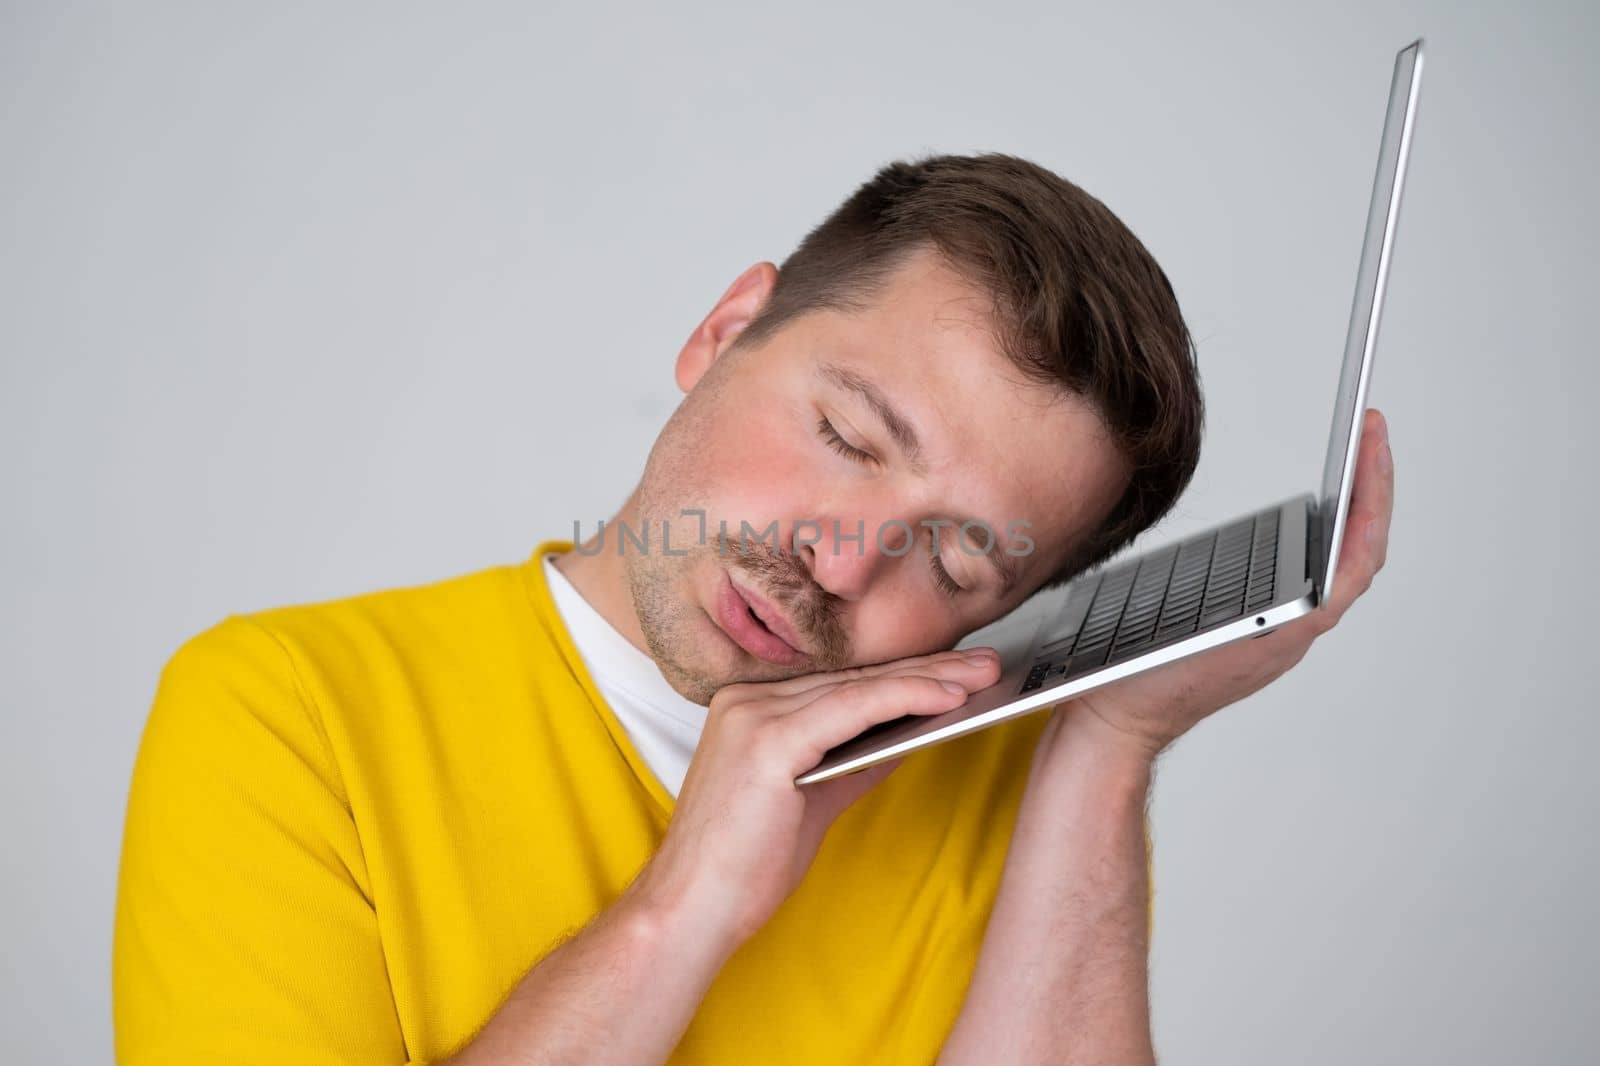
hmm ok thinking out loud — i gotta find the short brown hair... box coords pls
[735,152,1204,586]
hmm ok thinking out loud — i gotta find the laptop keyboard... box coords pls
[1021,506,1282,693]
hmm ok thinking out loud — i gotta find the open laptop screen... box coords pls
[1317,39,1424,601]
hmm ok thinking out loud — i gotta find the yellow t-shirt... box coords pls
[114,542,1049,1065]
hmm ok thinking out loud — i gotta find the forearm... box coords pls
[940,707,1156,1066]
[444,865,742,1066]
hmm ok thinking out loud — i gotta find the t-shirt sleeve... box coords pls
[113,615,410,1065]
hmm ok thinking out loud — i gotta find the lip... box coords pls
[713,571,809,666]
[731,576,812,654]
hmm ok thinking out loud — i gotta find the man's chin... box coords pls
[655,616,826,704]
[663,634,815,705]
[628,549,832,701]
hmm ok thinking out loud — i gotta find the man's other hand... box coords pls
[632,647,1002,949]
[1040,407,1395,764]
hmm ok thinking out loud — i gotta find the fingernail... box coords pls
[941,681,965,694]
[1365,518,1376,549]
[963,649,998,664]
[1378,440,1393,475]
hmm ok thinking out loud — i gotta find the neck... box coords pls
[549,491,654,657]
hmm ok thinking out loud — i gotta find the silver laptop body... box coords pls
[797,39,1425,786]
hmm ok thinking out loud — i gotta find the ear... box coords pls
[674,261,778,393]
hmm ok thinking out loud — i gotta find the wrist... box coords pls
[623,857,749,967]
[1038,703,1159,789]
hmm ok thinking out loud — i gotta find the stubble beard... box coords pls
[625,533,852,705]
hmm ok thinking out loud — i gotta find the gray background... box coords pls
[3,1,1595,1062]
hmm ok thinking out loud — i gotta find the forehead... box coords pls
[790,247,1130,581]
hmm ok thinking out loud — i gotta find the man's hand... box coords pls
[1042,407,1395,763]
[944,412,1394,1065]
[448,648,1001,1065]
[632,646,1002,947]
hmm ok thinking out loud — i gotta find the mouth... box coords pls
[712,571,809,666]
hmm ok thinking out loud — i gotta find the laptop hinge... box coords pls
[1305,498,1325,604]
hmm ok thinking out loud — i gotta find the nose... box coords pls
[797,517,900,602]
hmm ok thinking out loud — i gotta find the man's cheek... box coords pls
[849,598,945,665]
[715,404,823,489]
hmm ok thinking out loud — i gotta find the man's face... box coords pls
[626,247,1131,703]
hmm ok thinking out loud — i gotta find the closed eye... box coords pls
[817,415,877,466]
[928,527,964,598]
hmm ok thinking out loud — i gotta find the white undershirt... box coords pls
[542,553,706,798]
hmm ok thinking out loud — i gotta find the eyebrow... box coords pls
[816,363,925,471]
[815,361,1021,598]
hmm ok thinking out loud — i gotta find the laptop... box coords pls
[796,38,1425,786]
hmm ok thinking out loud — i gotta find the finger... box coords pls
[776,652,1002,715]
[1368,409,1394,568]
[773,674,974,768]
[755,646,1000,699]
[1325,408,1394,616]
[1355,408,1394,562]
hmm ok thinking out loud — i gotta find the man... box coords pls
[113,153,1393,1064]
